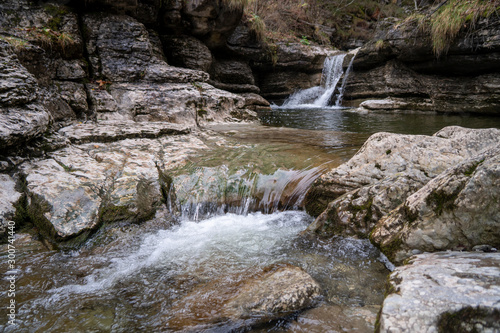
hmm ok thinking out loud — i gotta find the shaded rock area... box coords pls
[378,252,500,333]
[304,126,500,242]
[166,264,321,331]
[344,16,500,114]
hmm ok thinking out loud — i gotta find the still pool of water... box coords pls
[2,107,499,332]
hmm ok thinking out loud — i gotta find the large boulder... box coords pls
[17,122,203,248]
[371,144,500,264]
[378,252,500,333]
[304,127,500,240]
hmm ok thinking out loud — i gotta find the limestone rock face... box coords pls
[0,42,50,150]
[166,265,321,331]
[162,35,213,72]
[371,145,500,264]
[345,16,500,114]
[378,252,500,333]
[304,127,500,240]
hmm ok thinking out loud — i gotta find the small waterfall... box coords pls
[281,53,354,108]
[172,164,328,220]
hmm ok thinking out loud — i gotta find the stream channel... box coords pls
[3,106,500,332]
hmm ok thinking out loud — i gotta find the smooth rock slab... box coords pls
[378,252,500,333]
[59,121,191,144]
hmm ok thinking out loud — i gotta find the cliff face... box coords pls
[343,15,500,114]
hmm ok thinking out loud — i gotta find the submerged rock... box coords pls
[304,126,500,240]
[378,252,500,333]
[166,265,321,331]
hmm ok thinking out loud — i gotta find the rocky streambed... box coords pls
[2,108,500,332]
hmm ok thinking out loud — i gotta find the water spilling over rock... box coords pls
[280,52,356,108]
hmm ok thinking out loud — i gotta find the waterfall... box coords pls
[281,53,353,108]
[174,165,327,220]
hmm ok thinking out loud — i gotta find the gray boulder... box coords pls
[378,252,500,333]
[371,145,500,264]
[304,127,500,240]
[0,174,22,242]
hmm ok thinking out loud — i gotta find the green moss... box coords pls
[379,237,403,263]
[425,189,459,216]
[385,149,392,155]
[402,205,418,224]
[464,159,484,176]
[375,162,382,170]
[437,306,500,333]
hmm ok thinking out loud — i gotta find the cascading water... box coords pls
[1,124,391,333]
[281,53,353,108]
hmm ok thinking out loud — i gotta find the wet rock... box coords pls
[239,92,271,111]
[0,174,22,243]
[378,252,500,333]
[162,35,213,72]
[223,265,321,322]
[304,127,500,239]
[285,304,379,333]
[371,145,500,264]
[166,265,321,331]
[259,71,322,100]
[19,134,208,248]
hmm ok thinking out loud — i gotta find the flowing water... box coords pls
[281,54,351,108]
[3,54,500,331]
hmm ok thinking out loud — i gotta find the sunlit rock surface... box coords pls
[378,252,500,333]
[305,126,500,240]
[19,134,209,248]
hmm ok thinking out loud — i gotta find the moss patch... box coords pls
[379,237,403,263]
[464,159,484,176]
[437,306,500,333]
[425,189,459,216]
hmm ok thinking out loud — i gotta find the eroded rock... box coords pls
[371,145,500,264]
[378,252,500,333]
[304,127,500,240]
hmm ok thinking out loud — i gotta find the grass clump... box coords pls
[400,0,500,57]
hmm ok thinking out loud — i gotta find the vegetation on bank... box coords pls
[241,0,414,47]
[238,0,500,54]
[400,0,500,56]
